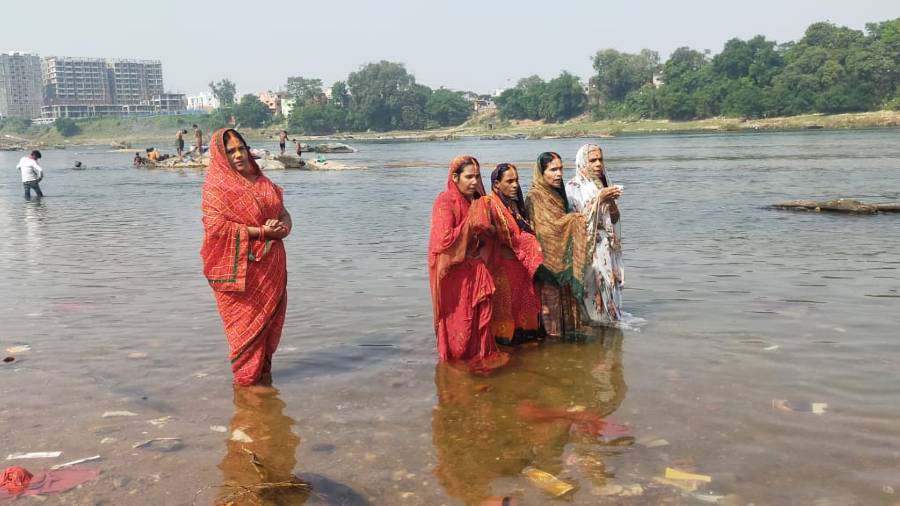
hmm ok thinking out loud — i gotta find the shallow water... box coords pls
[1,129,899,505]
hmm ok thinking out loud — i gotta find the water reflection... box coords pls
[432,328,627,504]
[217,385,308,505]
[23,200,48,266]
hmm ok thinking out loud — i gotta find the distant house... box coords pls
[258,91,283,115]
[473,95,496,112]
[186,92,219,112]
[652,73,664,88]
[280,97,297,118]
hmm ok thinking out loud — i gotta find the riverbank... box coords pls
[2,110,899,150]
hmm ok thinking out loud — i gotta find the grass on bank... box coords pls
[3,110,900,149]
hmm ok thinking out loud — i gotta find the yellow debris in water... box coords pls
[665,467,712,482]
[522,466,576,497]
[653,476,698,493]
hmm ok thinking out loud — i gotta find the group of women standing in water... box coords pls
[197,128,626,385]
[428,143,626,373]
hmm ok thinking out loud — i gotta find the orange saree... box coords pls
[200,129,288,386]
[470,191,544,344]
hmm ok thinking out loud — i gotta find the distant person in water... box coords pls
[278,130,288,156]
[428,155,508,374]
[201,128,293,387]
[133,152,144,167]
[176,129,186,157]
[193,124,204,155]
[16,150,43,201]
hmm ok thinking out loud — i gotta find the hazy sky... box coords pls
[1,0,896,96]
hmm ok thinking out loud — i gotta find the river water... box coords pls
[1,129,898,505]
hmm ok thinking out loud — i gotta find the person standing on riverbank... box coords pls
[193,124,204,155]
[278,130,288,156]
[201,128,292,387]
[566,144,625,323]
[526,152,592,339]
[16,150,44,201]
[428,155,508,373]
[176,129,186,157]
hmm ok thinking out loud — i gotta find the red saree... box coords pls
[428,157,507,372]
[200,129,288,386]
[470,193,544,342]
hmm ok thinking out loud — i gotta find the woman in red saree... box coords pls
[428,155,508,373]
[470,163,544,345]
[201,129,292,386]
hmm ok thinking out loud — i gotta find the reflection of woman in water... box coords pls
[217,385,308,504]
[432,328,627,504]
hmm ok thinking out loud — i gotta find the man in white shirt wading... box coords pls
[16,150,44,201]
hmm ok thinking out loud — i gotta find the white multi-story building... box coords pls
[186,92,220,112]
[0,51,44,119]
[108,59,164,105]
[40,56,181,118]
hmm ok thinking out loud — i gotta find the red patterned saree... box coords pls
[470,193,544,343]
[200,129,288,386]
[428,157,507,373]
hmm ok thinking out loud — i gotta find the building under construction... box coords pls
[40,56,183,119]
[0,51,43,119]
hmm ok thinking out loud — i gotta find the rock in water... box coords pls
[314,142,356,153]
[772,199,900,214]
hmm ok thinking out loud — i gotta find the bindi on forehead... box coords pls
[225,134,244,150]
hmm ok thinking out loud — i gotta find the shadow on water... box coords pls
[432,327,629,505]
[214,384,369,506]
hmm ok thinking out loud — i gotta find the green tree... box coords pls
[290,103,347,135]
[0,117,32,134]
[54,117,80,137]
[285,76,324,105]
[233,94,271,128]
[495,75,547,120]
[591,49,658,105]
[330,81,351,108]
[209,79,237,106]
[539,72,587,122]
[347,61,431,131]
[425,88,471,127]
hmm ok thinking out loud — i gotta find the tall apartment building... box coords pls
[42,56,112,106]
[40,56,180,118]
[108,59,163,104]
[0,51,43,119]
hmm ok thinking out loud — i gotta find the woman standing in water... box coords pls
[201,129,292,386]
[566,144,625,323]
[470,163,544,345]
[428,155,508,373]
[526,152,592,339]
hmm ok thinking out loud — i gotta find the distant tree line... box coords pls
[285,61,472,135]
[586,18,900,121]
[200,17,899,134]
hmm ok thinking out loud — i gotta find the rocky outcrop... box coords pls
[773,199,900,214]
[314,142,356,153]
